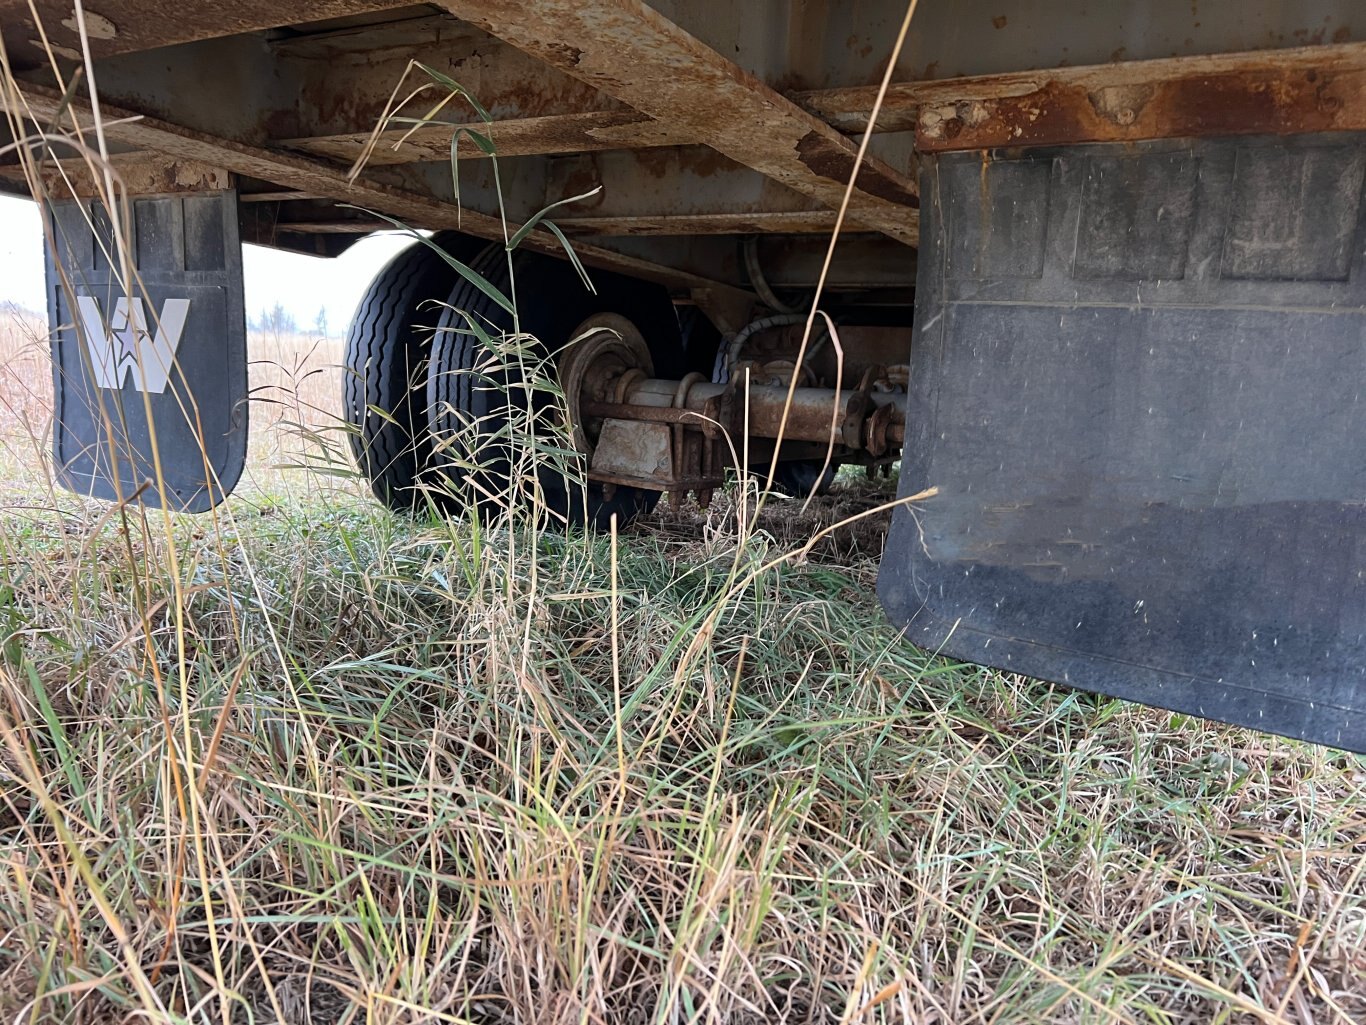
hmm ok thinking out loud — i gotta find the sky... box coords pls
[0,193,414,334]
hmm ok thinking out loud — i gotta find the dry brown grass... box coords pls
[0,308,55,477]
[0,308,1364,1025]
[6,10,1362,1018]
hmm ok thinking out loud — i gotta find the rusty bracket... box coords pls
[915,45,1366,152]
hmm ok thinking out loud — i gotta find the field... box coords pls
[0,307,1363,1024]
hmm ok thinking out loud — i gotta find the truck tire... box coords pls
[426,243,684,529]
[769,459,836,498]
[343,232,483,511]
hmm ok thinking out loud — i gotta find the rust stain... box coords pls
[1087,83,1156,125]
[37,156,231,199]
[794,131,919,207]
[538,41,584,66]
[290,35,616,138]
[918,61,1366,152]
[557,162,604,207]
[262,109,300,141]
[977,152,992,272]
[992,15,1008,30]
[629,146,732,180]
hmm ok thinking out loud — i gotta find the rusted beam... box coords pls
[239,190,327,203]
[3,83,753,301]
[0,152,231,198]
[0,0,414,63]
[795,84,920,136]
[268,211,850,239]
[797,42,1366,151]
[554,210,846,237]
[276,220,389,233]
[279,110,691,166]
[429,0,918,245]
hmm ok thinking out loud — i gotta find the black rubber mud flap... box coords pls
[45,192,247,511]
[879,134,1366,753]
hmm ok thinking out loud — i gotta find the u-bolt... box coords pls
[673,372,706,409]
[612,367,648,404]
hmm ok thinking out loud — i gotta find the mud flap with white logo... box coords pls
[879,133,1366,753]
[45,191,247,511]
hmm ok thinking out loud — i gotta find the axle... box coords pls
[562,314,907,497]
[581,380,906,449]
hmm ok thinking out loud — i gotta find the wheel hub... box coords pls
[560,313,656,458]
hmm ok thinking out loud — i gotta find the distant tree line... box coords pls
[252,302,297,335]
[251,303,335,337]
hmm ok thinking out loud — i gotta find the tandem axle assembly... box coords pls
[561,314,907,504]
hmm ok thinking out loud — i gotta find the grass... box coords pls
[0,306,1363,1025]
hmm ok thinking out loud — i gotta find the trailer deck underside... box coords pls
[2,1,1365,304]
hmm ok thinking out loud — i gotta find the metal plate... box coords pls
[45,192,247,511]
[879,134,1366,753]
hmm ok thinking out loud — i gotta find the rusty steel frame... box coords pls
[275,42,1366,163]
[0,82,753,300]
[550,211,845,237]
[426,0,920,244]
[3,2,1365,292]
[278,112,693,166]
[268,39,1366,238]
[0,153,231,198]
[800,42,1366,152]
